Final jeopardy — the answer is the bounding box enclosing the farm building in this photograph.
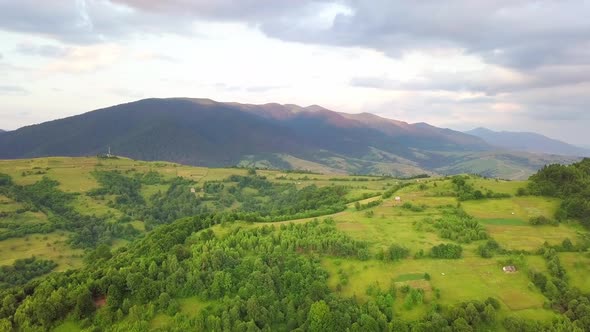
[394,196,402,202]
[503,265,517,273]
[190,188,196,193]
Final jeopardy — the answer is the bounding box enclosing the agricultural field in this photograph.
[0,156,589,331]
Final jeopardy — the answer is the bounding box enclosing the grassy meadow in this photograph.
[0,156,588,329]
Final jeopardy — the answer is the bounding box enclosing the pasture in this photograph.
[0,232,84,271]
[0,157,588,326]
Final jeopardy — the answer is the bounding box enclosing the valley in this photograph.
[0,156,589,331]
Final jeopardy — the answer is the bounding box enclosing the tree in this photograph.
[452,317,473,332]
[73,287,95,319]
[483,304,496,322]
[309,300,332,332]
[0,319,12,332]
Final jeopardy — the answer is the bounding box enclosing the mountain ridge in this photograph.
[466,127,590,157]
[0,98,579,179]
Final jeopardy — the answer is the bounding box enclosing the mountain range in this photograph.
[0,98,580,179]
[465,127,590,157]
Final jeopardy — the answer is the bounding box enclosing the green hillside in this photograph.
[0,157,589,331]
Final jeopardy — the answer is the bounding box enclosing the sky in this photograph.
[0,1,589,145]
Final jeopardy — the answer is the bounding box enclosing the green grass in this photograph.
[323,256,548,313]
[52,321,82,332]
[0,210,49,226]
[336,212,445,254]
[0,195,23,213]
[150,313,173,329]
[468,178,527,195]
[0,232,84,270]
[129,220,146,232]
[479,218,527,226]
[462,196,560,221]
[140,184,170,199]
[179,296,215,316]
[150,296,215,329]
[394,273,426,282]
[559,252,590,292]
[485,223,581,251]
[71,195,122,218]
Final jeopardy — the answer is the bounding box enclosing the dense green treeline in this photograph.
[227,174,349,219]
[418,214,488,244]
[0,216,511,331]
[524,246,590,331]
[430,243,463,259]
[0,257,57,287]
[527,158,590,226]
[90,171,350,227]
[452,176,511,201]
[354,199,382,211]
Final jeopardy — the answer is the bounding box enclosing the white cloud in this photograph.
[0,1,588,144]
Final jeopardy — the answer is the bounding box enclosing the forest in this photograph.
[0,157,589,331]
[527,158,590,226]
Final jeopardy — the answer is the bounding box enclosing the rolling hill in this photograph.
[466,127,590,157]
[3,157,588,330]
[0,98,578,178]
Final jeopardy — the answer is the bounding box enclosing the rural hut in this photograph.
[502,265,517,273]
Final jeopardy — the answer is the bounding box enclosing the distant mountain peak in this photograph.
[2,97,546,178]
[304,104,328,112]
[469,127,495,133]
[465,127,590,157]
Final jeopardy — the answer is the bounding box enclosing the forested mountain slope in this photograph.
[0,98,578,178]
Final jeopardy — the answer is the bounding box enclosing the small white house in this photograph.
[394,196,402,202]
[190,188,196,193]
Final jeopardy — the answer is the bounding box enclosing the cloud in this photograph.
[44,44,123,73]
[0,85,28,95]
[0,0,192,44]
[3,1,587,73]
[135,51,177,62]
[259,1,590,70]
[16,43,70,57]
[0,1,588,142]
[108,87,144,99]
[352,64,590,96]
